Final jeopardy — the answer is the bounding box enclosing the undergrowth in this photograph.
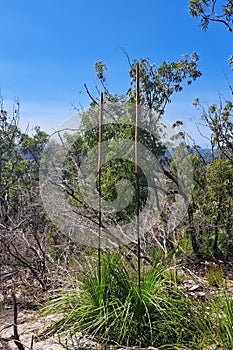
[39,250,226,349]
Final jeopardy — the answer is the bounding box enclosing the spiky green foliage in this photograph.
[216,292,233,348]
[40,251,213,348]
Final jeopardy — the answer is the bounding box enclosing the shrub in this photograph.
[40,250,213,348]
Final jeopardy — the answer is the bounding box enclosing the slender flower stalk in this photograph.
[98,92,104,284]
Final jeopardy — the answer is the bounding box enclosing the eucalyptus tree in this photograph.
[0,105,55,292]
[194,98,233,162]
[0,99,21,226]
[189,0,233,34]
[51,54,202,256]
[190,98,233,259]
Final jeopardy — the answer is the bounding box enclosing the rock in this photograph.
[189,284,202,291]
[33,342,65,350]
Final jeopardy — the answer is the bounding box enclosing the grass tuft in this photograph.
[206,263,225,288]
[40,250,215,348]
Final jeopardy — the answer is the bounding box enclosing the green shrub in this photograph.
[40,250,214,348]
[216,292,233,349]
[206,264,225,288]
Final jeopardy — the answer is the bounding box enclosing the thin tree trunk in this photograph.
[12,292,25,350]
[187,204,201,258]
[213,195,222,258]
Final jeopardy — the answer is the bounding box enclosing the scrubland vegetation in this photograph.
[1,1,233,349]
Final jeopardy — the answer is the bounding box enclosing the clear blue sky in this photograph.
[0,0,232,146]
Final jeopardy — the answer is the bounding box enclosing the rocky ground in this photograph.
[0,307,108,350]
[0,302,160,350]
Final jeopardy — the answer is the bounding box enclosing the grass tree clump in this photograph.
[40,250,214,348]
[212,292,233,349]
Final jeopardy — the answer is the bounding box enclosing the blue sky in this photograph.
[0,0,232,146]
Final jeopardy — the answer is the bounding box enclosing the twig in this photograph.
[84,84,99,105]
[12,291,25,350]
[30,335,34,349]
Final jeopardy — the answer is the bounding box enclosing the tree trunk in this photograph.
[187,204,201,258]
[213,196,222,258]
